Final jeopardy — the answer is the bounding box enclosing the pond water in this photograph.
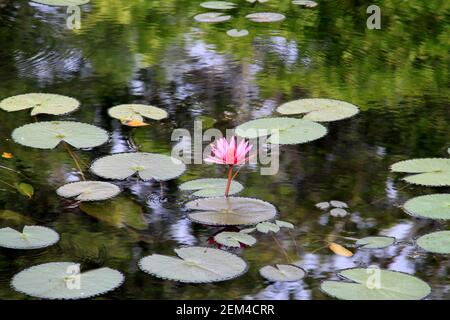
[0,0,448,300]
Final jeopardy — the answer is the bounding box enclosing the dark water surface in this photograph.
[0,0,449,299]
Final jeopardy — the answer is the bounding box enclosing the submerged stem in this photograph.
[271,233,292,263]
[63,142,86,181]
[0,178,16,189]
[224,165,233,197]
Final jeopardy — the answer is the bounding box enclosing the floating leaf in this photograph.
[328,242,353,257]
[12,121,108,149]
[11,262,124,299]
[416,231,450,254]
[256,221,280,233]
[245,12,285,23]
[57,181,120,201]
[194,12,231,22]
[246,0,268,3]
[240,227,256,234]
[235,117,327,145]
[108,104,168,124]
[90,152,186,181]
[292,0,318,7]
[226,29,249,37]
[79,197,147,230]
[259,264,306,282]
[138,247,247,283]
[200,1,236,9]
[356,236,395,249]
[330,208,348,217]
[31,0,90,6]
[214,232,256,247]
[315,202,330,210]
[277,99,359,122]
[321,268,431,300]
[391,158,450,186]
[122,120,149,127]
[275,220,294,229]
[330,200,348,208]
[186,197,277,226]
[179,178,243,197]
[0,93,80,116]
[403,194,450,220]
[15,182,34,199]
[0,226,59,249]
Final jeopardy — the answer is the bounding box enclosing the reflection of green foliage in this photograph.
[0,210,34,227]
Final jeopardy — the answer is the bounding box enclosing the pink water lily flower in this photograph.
[205,137,252,165]
[205,137,253,197]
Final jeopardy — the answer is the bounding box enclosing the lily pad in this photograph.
[403,194,450,220]
[31,0,90,6]
[316,202,330,210]
[200,1,236,9]
[11,262,124,299]
[108,104,168,124]
[0,226,59,249]
[321,268,431,300]
[416,231,450,254]
[194,12,231,23]
[57,181,121,201]
[90,152,186,181]
[0,93,80,116]
[356,236,395,249]
[259,264,306,282]
[245,12,285,23]
[391,158,450,187]
[138,247,248,283]
[226,29,249,37]
[330,208,348,217]
[256,221,280,233]
[214,232,256,247]
[292,0,318,8]
[186,197,277,226]
[277,99,359,122]
[235,117,327,145]
[275,220,294,229]
[330,200,348,208]
[12,121,108,149]
[179,178,243,197]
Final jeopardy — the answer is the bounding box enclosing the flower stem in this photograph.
[63,142,86,181]
[225,165,233,197]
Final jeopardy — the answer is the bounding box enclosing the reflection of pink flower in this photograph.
[205,137,252,165]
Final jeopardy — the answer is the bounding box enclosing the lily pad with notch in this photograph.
[245,12,285,23]
[259,264,306,282]
[138,247,248,283]
[356,236,395,249]
[194,12,231,23]
[214,232,256,248]
[186,197,277,226]
[57,181,121,201]
[0,93,80,116]
[256,221,280,233]
[11,262,124,299]
[12,121,109,149]
[416,231,450,254]
[108,104,168,124]
[0,226,59,249]
[321,268,431,300]
[179,178,243,197]
[90,152,186,181]
[403,194,450,220]
[391,158,450,187]
[200,1,236,9]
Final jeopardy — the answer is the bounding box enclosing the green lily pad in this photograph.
[79,197,147,230]
[0,226,59,249]
[31,0,90,6]
[245,12,285,23]
[292,0,318,8]
[260,264,306,282]
[275,220,294,229]
[226,29,249,37]
[256,221,280,233]
[11,262,124,299]
[0,93,80,116]
[12,121,109,149]
[416,231,450,254]
[108,104,168,123]
[403,194,450,220]
[179,178,243,197]
[235,117,327,145]
[214,232,256,247]
[321,268,431,300]
[138,247,248,283]
[391,158,450,186]
[194,12,231,22]
[356,236,395,249]
[200,1,236,9]
[186,197,277,226]
[56,181,121,201]
[277,99,359,122]
[90,152,186,181]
